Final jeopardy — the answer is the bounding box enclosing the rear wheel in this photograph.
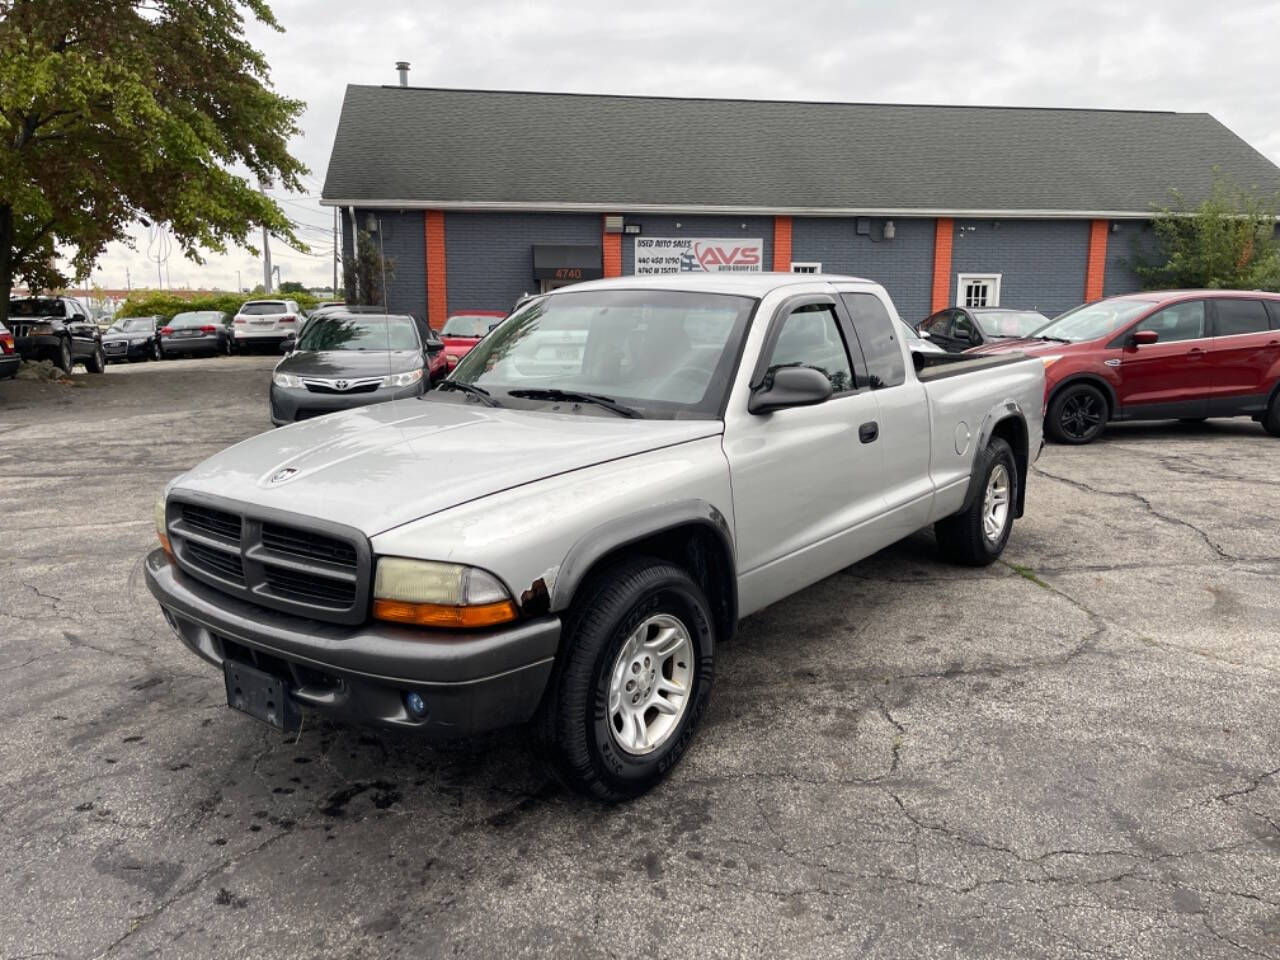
[1046,383,1108,444]
[936,437,1017,566]
[535,557,714,802]
[1263,393,1280,438]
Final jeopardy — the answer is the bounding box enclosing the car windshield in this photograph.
[171,312,221,328]
[442,315,499,337]
[111,317,154,332]
[1032,300,1156,342]
[240,301,287,315]
[971,310,1050,339]
[9,299,61,317]
[296,315,421,352]
[447,290,756,419]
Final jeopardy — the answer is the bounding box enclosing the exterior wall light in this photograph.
[883,220,896,241]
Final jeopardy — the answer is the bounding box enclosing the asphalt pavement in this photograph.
[1,356,1277,959]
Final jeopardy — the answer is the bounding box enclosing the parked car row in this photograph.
[913,291,1280,443]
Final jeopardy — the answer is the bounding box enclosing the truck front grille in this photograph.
[166,496,370,625]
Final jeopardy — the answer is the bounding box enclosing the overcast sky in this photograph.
[84,0,1280,295]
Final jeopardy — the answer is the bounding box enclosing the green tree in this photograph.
[0,0,307,324]
[279,280,307,294]
[1133,173,1280,291]
[342,230,395,306]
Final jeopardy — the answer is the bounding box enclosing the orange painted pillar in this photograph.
[603,215,622,277]
[1084,219,1108,301]
[930,218,954,312]
[425,210,447,329]
[772,216,792,272]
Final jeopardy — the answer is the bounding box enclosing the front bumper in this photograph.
[144,549,559,736]
[103,339,151,360]
[269,381,425,424]
[0,354,18,379]
[14,334,60,361]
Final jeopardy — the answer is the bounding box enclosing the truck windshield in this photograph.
[1033,300,1155,342]
[447,290,756,419]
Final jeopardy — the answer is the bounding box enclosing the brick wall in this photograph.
[791,216,937,323]
[950,218,1091,316]
[444,212,601,313]
[620,215,775,275]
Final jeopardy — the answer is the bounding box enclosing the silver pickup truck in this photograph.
[146,274,1045,801]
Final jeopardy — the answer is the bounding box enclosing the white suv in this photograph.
[231,299,301,352]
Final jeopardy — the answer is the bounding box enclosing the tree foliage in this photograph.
[342,230,395,306]
[0,0,308,323]
[1133,173,1280,291]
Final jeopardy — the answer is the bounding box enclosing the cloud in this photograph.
[84,0,1280,293]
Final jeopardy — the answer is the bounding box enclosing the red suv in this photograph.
[440,310,506,370]
[970,291,1280,444]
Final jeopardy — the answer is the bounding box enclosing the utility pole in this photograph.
[332,206,338,294]
[236,269,241,293]
[125,266,130,294]
[259,179,273,292]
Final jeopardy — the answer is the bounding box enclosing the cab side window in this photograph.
[1214,298,1269,336]
[1135,301,1205,343]
[763,304,854,394]
[841,292,906,389]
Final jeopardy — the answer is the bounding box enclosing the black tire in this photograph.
[1263,393,1280,438]
[1046,383,1108,444]
[151,339,162,361]
[223,336,232,356]
[55,337,73,373]
[85,343,105,374]
[535,557,715,802]
[935,437,1017,567]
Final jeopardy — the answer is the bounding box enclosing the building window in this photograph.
[790,262,822,274]
[957,273,1001,307]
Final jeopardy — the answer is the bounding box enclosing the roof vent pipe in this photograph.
[395,61,410,87]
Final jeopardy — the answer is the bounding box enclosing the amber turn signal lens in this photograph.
[372,598,517,629]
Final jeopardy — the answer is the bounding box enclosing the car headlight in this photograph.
[372,557,516,628]
[130,337,147,345]
[381,368,424,388]
[272,372,303,388]
[155,497,173,559]
[445,353,460,363]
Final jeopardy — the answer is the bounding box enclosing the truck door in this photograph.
[723,295,885,613]
[839,291,934,540]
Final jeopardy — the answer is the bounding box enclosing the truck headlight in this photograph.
[372,557,516,628]
[381,368,424,388]
[273,372,303,388]
[155,497,173,559]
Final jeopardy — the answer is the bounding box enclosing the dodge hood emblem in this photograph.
[269,467,299,484]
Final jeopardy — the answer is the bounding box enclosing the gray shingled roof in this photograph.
[321,86,1280,216]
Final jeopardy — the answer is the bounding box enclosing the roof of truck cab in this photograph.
[551,272,877,298]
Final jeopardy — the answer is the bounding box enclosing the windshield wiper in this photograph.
[1035,335,1071,343]
[433,380,503,407]
[506,388,641,419]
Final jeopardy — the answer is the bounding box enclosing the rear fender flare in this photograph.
[960,402,1030,518]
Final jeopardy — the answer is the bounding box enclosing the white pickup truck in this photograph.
[146,274,1045,801]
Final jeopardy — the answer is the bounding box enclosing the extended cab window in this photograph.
[1134,300,1205,343]
[1214,298,1269,336]
[841,293,905,388]
[763,304,853,393]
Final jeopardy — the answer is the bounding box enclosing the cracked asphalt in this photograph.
[1,356,1278,959]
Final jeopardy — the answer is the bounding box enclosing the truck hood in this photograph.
[170,398,723,536]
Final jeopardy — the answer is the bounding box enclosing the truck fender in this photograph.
[548,499,737,629]
[959,402,1030,519]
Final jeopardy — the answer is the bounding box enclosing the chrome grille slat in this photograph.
[166,497,369,625]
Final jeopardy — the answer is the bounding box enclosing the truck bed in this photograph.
[913,350,1034,382]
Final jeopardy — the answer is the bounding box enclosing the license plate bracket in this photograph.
[223,659,301,732]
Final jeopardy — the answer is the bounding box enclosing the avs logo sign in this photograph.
[635,237,764,275]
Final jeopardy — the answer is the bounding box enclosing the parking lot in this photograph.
[1,356,1277,959]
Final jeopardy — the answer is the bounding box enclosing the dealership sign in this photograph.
[634,237,764,274]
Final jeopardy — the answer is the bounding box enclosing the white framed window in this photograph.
[957,273,1001,307]
[790,262,822,274]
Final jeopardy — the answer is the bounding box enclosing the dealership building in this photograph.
[321,82,1280,328]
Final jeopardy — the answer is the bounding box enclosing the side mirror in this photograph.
[969,329,982,345]
[426,342,444,354]
[1130,330,1159,346]
[748,366,834,415]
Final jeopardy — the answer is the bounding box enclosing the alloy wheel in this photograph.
[607,613,694,756]
[983,463,1011,543]
[1060,391,1103,440]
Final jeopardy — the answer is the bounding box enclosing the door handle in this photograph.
[859,421,879,444]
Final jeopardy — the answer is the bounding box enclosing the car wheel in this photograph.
[935,437,1017,566]
[1262,393,1280,438]
[151,339,162,361]
[1046,383,1108,444]
[535,557,714,802]
[223,336,232,356]
[85,343,106,374]
[55,337,74,373]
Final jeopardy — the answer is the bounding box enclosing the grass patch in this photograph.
[1001,561,1050,589]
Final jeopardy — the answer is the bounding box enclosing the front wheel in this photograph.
[55,337,73,373]
[1046,383,1108,444]
[936,437,1017,566]
[535,557,714,802]
[151,339,162,361]
[85,343,106,374]
[1263,393,1280,438]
